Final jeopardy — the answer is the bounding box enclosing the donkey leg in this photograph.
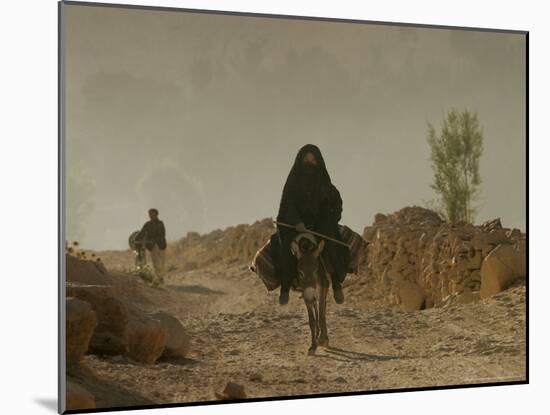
[318,286,329,347]
[314,299,321,337]
[306,303,318,355]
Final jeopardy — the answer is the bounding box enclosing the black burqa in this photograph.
[270,144,350,290]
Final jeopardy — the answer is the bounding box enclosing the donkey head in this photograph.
[291,234,325,300]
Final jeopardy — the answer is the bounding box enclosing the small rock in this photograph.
[149,311,191,358]
[126,306,168,364]
[66,297,97,367]
[249,373,263,382]
[393,280,425,311]
[217,381,247,400]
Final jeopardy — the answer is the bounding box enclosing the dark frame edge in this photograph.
[58,1,67,413]
[524,30,529,385]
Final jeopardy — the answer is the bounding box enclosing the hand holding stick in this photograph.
[273,220,352,249]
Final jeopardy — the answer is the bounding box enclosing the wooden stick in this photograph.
[273,221,352,249]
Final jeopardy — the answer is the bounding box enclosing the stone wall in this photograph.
[361,206,526,310]
[170,218,274,269]
[168,208,525,311]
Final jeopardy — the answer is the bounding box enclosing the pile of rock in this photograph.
[65,254,191,410]
[66,254,191,364]
[362,206,526,311]
[172,218,274,269]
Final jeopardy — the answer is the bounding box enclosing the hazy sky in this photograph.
[63,4,526,250]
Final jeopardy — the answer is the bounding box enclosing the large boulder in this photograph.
[374,213,388,224]
[506,228,523,240]
[126,306,168,364]
[515,239,527,276]
[66,298,97,367]
[480,243,526,299]
[67,283,129,355]
[216,382,247,400]
[392,280,425,311]
[481,218,502,232]
[363,226,377,242]
[66,254,109,285]
[66,381,95,411]
[472,229,511,256]
[149,311,191,358]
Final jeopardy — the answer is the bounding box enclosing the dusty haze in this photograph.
[63,4,526,250]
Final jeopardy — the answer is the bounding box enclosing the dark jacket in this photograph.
[272,144,349,288]
[136,219,167,251]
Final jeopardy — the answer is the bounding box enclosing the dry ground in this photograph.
[76,251,527,408]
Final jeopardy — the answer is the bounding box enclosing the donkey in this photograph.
[128,230,147,270]
[290,233,331,355]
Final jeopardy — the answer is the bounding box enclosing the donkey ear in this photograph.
[291,240,301,258]
[314,239,325,257]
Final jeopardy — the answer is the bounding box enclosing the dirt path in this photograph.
[81,259,526,407]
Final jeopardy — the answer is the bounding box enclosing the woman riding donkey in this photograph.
[271,144,350,305]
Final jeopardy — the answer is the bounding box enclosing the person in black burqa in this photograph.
[270,144,350,305]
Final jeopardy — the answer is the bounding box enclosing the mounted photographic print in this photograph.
[59,1,528,413]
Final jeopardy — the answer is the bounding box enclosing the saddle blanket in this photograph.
[249,224,368,291]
